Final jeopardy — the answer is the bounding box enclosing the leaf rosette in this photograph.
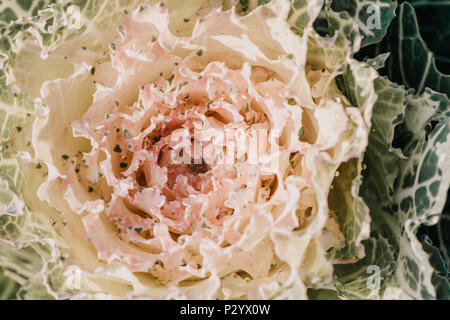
[0,0,447,300]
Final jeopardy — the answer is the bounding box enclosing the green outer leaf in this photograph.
[363,77,407,205]
[307,287,339,299]
[328,159,370,262]
[383,2,450,95]
[306,32,350,71]
[287,0,324,36]
[361,77,450,299]
[408,0,450,74]
[326,76,449,299]
[422,191,450,277]
[0,176,68,299]
[0,0,59,67]
[0,241,53,300]
[326,0,397,49]
[366,52,390,70]
[0,71,34,197]
[420,234,450,300]
[0,267,20,300]
[333,236,396,299]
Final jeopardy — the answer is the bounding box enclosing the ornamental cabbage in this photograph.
[0,0,448,300]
